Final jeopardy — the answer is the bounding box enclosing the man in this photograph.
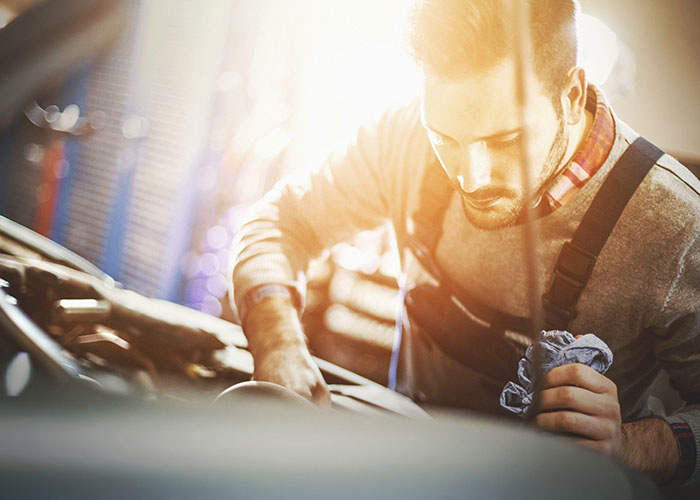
[231,0,700,486]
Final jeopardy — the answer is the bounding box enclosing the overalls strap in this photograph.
[542,136,665,330]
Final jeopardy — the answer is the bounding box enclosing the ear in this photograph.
[560,67,588,126]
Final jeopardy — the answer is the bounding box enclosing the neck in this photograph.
[532,106,594,208]
[564,107,595,166]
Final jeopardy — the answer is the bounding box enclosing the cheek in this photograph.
[495,129,561,186]
[532,118,565,163]
[531,135,557,164]
[490,148,524,184]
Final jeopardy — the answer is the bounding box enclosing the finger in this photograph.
[571,438,615,456]
[572,439,608,454]
[304,361,332,407]
[254,368,315,402]
[541,363,616,394]
[533,386,615,416]
[311,379,332,408]
[534,411,616,441]
[290,370,322,402]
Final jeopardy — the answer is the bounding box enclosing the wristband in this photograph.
[239,283,299,327]
[664,416,696,486]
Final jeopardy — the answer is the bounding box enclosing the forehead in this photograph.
[420,59,551,141]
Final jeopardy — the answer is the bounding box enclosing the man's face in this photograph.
[421,58,569,229]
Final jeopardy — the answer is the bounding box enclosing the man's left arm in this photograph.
[534,234,700,485]
[532,363,681,484]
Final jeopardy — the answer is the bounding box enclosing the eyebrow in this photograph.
[476,128,522,142]
[423,121,522,143]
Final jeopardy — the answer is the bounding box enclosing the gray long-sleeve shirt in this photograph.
[232,100,700,481]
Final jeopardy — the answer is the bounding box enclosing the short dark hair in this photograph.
[405,0,579,97]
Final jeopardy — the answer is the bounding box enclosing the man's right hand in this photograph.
[242,294,331,406]
[252,341,331,405]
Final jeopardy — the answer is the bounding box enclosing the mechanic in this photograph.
[230,0,700,486]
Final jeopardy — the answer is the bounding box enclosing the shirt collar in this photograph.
[543,84,615,211]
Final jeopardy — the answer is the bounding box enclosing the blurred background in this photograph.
[0,0,698,384]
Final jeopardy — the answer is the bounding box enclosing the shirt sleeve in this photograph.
[651,234,700,484]
[230,101,421,318]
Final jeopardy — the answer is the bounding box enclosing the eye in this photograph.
[490,132,521,149]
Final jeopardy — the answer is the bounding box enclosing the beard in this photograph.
[459,117,569,230]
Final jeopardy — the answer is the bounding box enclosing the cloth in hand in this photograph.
[499,330,613,418]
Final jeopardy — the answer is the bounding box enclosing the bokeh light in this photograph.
[578,13,619,86]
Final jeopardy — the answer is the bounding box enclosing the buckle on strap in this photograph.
[541,293,577,327]
[555,241,597,286]
[542,242,596,309]
[541,241,597,329]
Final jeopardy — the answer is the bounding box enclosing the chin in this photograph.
[460,197,521,230]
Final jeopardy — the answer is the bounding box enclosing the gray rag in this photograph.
[499,330,613,418]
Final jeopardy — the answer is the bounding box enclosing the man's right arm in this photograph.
[231,101,424,402]
[243,294,330,405]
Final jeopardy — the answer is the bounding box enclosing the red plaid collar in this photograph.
[543,84,615,210]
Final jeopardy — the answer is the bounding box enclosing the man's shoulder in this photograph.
[615,119,700,219]
[653,153,700,210]
[608,120,700,267]
[373,98,424,140]
[646,151,700,229]
[348,98,428,171]
[367,98,434,193]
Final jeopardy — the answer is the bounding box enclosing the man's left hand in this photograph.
[532,363,624,457]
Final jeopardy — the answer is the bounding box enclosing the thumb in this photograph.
[311,379,332,408]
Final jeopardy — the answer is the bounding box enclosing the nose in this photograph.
[457,141,492,193]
